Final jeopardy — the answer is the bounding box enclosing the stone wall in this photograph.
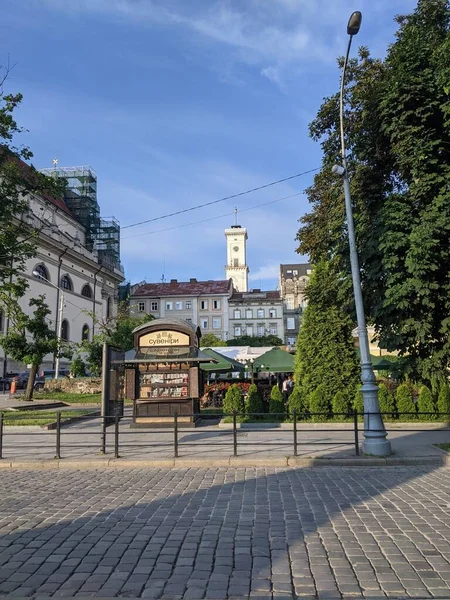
[44,377,102,394]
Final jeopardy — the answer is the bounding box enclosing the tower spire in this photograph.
[234,207,238,227]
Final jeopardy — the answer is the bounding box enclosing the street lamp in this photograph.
[333,11,391,456]
[33,271,65,380]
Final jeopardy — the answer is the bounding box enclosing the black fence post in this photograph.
[0,412,3,459]
[293,409,298,457]
[100,417,106,454]
[114,414,120,459]
[174,412,179,459]
[55,412,61,459]
[233,411,237,457]
[353,409,359,456]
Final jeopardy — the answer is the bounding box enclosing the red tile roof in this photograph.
[132,279,233,298]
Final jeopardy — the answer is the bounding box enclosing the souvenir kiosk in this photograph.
[122,318,215,427]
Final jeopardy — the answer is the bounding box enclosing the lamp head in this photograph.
[332,164,346,176]
[347,11,362,36]
[32,270,40,277]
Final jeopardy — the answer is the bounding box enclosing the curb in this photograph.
[0,454,447,469]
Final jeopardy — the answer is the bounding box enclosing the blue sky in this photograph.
[4,0,415,288]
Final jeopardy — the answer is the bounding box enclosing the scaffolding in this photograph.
[40,165,121,272]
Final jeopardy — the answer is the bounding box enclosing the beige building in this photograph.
[228,290,285,342]
[279,263,312,347]
[225,221,249,292]
[130,279,233,341]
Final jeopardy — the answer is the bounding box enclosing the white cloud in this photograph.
[249,262,280,284]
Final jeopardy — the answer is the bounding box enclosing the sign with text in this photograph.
[139,330,190,348]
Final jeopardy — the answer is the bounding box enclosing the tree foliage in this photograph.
[288,385,307,416]
[245,383,263,417]
[269,385,284,415]
[332,391,351,418]
[309,384,330,422]
[226,335,283,347]
[294,262,360,402]
[223,384,244,414]
[417,385,436,420]
[396,383,416,420]
[296,0,450,384]
[201,333,223,347]
[438,384,450,418]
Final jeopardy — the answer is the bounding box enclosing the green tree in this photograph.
[269,385,284,416]
[309,384,330,422]
[417,385,436,421]
[353,389,364,415]
[295,262,360,402]
[70,356,86,378]
[223,384,244,415]
[226,335,283,347]
[245,383,263,418]
[288,385,307,417]
[332,391,351,419]
[378,383,396,418]
[296,0,450,383]
[201,333,223,347]
[438,384,450,419]
[396,383,416,421]
[0,295,67,400]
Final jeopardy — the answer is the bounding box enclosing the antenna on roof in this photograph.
[52,158,58,177]
[161,254,166,283]
[234,207,238,226]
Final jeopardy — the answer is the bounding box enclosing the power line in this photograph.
[121,168,319,230]
[122,191,304,240]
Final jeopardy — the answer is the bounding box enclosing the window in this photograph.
[287,317,295,330]
[285,297,295,309]
[257,308,264,318]
[234,326,241,337]
[60,275,72,291]
[186,301,192,310]
[175,301,183,310]
[233,309,241,319]
[61,319,70,342]
[269,325,277,335]
[82,324,90,342]
[257,326,265,337]
[213,299,221,310]
[288,337,296,346]
[213,317,221,330]
[269,308,276,318]
[166,301,173,310]
[81,284,92,298]
[201,318,208,330]
[233,258,239,267]
[138,302,145,312]
[33,264,49,281]
[200,300,208,310]
[246,325,253,337]
[151,301,158,312]
[293,270,298,276]
[246,309,252,319]
[106,297,111,319]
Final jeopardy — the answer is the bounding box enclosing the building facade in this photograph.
[224,223,249,292]
[130,279,233,341]
[0,163,124,376]
[228,290,285,342]
[279,263,312,347]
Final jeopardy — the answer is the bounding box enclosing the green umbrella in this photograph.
[372,357,396,371]
[200,348,245,373]
[253,348,294,373]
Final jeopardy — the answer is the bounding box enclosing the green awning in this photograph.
[200,348,245,373]
[372,357,396,371]
[253,348,294,373]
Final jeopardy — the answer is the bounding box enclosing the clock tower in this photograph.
[225,210,249,292]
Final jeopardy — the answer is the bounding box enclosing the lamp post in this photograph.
[332,11,391,456]
[33,271,65,380]
[243,358,255,383]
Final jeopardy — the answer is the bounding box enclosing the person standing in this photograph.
[282,376,290,405]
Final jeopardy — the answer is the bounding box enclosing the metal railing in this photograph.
[0,410,449,461]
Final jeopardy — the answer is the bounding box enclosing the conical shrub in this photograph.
[309,384,330,422]
[438,384,450,421]
[245,384,263,419]
[269,385,285,417]
[417,385,436,421]
[396,383,416,421]
[223,384,244,415]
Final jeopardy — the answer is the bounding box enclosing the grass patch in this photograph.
[33,392,101,403]
[3,410,95,427]
[435,443,450,453]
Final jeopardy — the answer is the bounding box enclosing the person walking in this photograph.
[282,376,290,405]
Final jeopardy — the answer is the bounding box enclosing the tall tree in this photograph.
[296,0,450,384]
[295,262,360,403]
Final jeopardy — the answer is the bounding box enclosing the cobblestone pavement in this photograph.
[1,467,450,599]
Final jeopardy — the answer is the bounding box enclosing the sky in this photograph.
[3,0,416,289]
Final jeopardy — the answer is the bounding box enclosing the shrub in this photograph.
[417,385,436,421]
[353,389,364,416]
[396,383,416,420]
[438,384,450,420]
[332,391,350,419]
[288,385,307,418]
[269,385,285,416]
[378,383,396,419]
[70,356,86,378]
[245,384,263,418]
[309,384,330,422]
[223,384,244,415]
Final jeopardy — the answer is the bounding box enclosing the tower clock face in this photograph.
[233,246,239,252]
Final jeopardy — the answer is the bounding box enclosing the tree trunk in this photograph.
[24,363,38,401]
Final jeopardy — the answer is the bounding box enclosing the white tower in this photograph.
[225,209,249,292]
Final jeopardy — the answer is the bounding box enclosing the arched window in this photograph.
[60,275,72,291]
[81,284,92,299]
[106,296,111,319]
[82,324,90,342]
[33,264,49,281]
[61,319,70,342]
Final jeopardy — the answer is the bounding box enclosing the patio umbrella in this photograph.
[253,347,294,373]
[200,348,245,373]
